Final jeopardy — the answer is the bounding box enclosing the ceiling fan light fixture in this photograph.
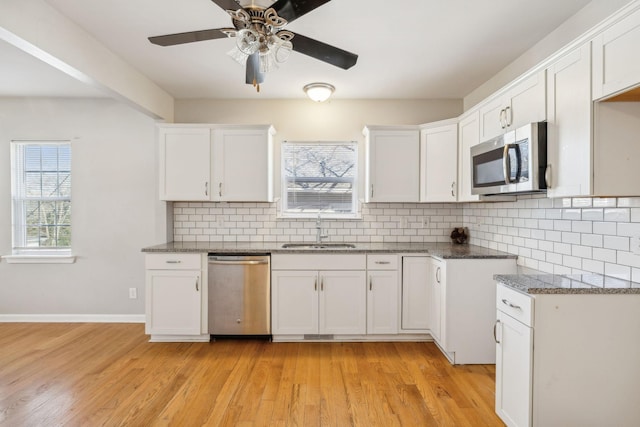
[304,83,335,102]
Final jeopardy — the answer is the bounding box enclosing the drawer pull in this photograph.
[501,298,521,310]
[195,277,199,291]
[374,261,390,265]
[494,319,501,344]
[165,260,182,264]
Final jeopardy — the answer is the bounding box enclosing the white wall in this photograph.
[0,98,162,318]
[464,0,633,109]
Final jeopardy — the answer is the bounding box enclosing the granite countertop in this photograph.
[142,241,517,259]
[495,273,640,295]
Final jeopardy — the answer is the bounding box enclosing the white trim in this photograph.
[0,314,145,323]
[2,254,76,264]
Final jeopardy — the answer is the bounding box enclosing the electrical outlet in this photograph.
[422,217,430,228]
[216,216,224,228]
[631,235,640,255]
[400,217,409,228]
[129,288,137,299]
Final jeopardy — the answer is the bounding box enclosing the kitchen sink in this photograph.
[281,243,357,249]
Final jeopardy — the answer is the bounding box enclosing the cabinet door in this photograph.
[271,270,319,335]
[367,270,399,334]
[507,70,547,131]
[428,259,443,342]
[546,43,592,198]
[212,127,273,202]
[401,256,430,330]
[319,271,366,335]
[145,270,202,335]
[479,96,507,141]
[479,70,546,141]
[495,311,533,427]
[159,127,211,201]
[420,124,458,202]
[365,128,420,202]
[593,7,640,100]
[457,110,481,202]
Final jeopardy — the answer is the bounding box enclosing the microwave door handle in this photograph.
[503,145,511,184]
[515,145,522,181]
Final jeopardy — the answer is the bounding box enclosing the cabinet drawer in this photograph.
[367,254,398,270]
[497,283,534,327]
[146,253,202,270]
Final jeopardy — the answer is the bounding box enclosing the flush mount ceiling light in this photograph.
[148,0,358,92]
[304,83,335,102]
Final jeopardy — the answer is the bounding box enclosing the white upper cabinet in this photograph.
[212,125,274,202]
[457,110,481,202]
[158,124,274,202]
[420,119,458,202]
[159,127,211,201]
[546,43,593,198]
[364,126,420,203]
[479,70,547,141]
[593,7,640,100]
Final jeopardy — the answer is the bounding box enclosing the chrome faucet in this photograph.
[316,214,329,243]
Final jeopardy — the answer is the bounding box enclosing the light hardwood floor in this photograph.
[0,323,504,426]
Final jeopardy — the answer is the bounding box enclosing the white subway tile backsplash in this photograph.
[175,196,640,280]
[604,208,630,222]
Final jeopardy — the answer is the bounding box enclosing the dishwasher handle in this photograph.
[208,259,269,265]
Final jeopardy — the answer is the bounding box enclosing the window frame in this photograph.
[280,141,360,219]
[9,140,73,259]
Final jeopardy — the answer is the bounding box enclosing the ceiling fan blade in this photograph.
[210,0,243,12]
[149,29,229,46]
[290,32,358,70]
[246,52,265,85]
[271,0,332,23]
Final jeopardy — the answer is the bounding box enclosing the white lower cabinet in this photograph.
[430,257,517,364]
[271,254,367,338]
[495,283,640,427]
[495,308,533,427]
[401,256,430,331]
[367,254,399,334]
[145,253,208,342]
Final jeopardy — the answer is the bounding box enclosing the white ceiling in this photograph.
[2,0,594,100]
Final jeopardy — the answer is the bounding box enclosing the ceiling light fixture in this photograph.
[304,83,335,102]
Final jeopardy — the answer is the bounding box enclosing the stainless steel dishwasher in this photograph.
[208,254,270,336]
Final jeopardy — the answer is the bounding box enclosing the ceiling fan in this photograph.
[148,0,358,91]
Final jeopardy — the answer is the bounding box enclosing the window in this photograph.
[10,142,72,255]
[281,141,358,218]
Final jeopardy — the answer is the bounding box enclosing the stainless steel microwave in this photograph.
[470,122,547,196]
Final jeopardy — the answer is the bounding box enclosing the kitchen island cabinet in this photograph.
[495,275,640,427]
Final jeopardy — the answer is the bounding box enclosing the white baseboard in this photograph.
[0,314,145,323]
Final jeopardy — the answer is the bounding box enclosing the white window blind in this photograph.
[11,142,71,253]
[281,141,358,217]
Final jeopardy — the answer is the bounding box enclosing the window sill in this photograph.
[2,254,76,264]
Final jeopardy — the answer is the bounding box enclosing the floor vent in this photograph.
[303,334,334,340]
